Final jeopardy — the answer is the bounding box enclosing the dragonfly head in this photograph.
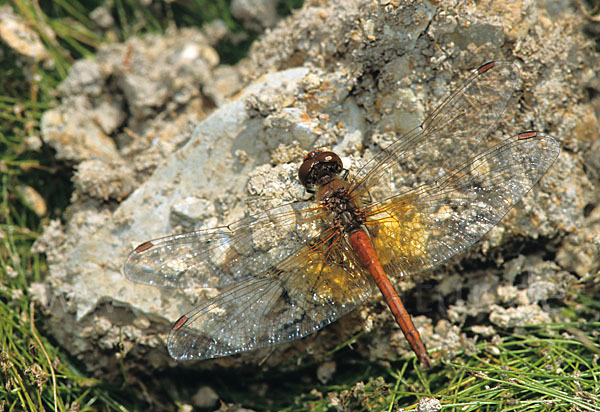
[298,150,344,191]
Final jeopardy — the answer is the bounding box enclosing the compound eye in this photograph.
[317,151,342,167]
[298,151,320,188]
[298,150,343,188]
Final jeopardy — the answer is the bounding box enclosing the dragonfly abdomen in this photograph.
[348,229,432,368]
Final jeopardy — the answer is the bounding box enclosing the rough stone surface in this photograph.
[417,397,442,412]
[33,0,600,379]
[0,5,51,64]
[40,28,220,164]
[231,0,279,32]
[191,385,220,409]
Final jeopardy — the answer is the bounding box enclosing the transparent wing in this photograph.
[167,227,375,360]
[363,132,560,277]
[350,61,520,201]
[123,201,328,288]
[124,61,518,290]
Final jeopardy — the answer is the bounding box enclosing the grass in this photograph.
[274,322,600,411]
[1,0,599,411]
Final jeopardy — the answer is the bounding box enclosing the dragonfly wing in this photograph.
[350,61,520,202]
[363,132,559,276]
[123,201,326,288]
[167,228,375,360]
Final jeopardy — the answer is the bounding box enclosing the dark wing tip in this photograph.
[134,241,154,253]
[477,61,495,74]
[172,315,189,331]
[517,131,538,140]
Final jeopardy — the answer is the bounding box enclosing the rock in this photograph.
[556,205,600,278]
[417,397,442,412]
[40,28,221,164]
[231,0,278,32]
[192,386,219,409]
[34,0,599,378]
[73,159,136,202]
[489,304,552,328]
[316,361,337,384]
[0,5,50,64]
[17,185,47,217]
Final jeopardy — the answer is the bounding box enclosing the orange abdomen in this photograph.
[349,229,432,368]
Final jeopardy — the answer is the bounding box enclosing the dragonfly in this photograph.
[123,61,560,368]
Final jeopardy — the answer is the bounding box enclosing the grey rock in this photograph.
[191,385,219,409]
[417,397,442,412]
[0,5,50,63]
[34,0,600,377]
[231,0,278,32]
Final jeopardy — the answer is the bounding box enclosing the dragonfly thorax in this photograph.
[318,178,366,234]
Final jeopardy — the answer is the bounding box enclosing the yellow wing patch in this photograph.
[364,196,430,268]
